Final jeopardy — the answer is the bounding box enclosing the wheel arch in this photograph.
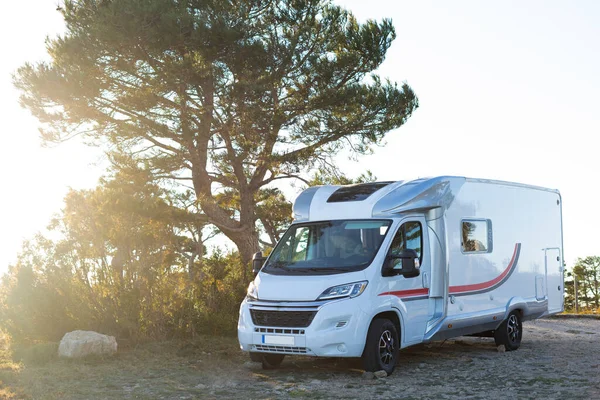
[374,310,401,333]
[504,295,549,321]
[365,309,403,348]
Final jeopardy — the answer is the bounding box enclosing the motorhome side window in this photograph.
[461,219,493,253]
[389,222,422,260]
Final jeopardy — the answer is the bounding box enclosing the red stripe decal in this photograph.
[449,243,520,294]
[378,288,429,298]
[378,243,521,298]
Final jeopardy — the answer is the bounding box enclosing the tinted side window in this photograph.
[389,221,423,260]
[461,219,493,253]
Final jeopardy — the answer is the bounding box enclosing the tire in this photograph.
[249,352,263,362]
[261,353,285,369]
[494,311,522,351]
[362,318,399,375]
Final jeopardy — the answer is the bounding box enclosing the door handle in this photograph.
[422,271,429,289]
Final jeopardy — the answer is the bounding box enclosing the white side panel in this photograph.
[445,181,563,317]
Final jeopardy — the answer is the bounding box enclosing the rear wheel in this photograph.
[494,311,522,350]
[261,353,285,369]
[362,318,399,375]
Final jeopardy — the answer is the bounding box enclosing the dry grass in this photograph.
[2,319,600,399]
[563,306,599,315]
[0,333,245,400]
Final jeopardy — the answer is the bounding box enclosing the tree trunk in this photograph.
[227,227,261,283]
[190,155,261,282]
[594,274,599,309]
[192,190,261,281]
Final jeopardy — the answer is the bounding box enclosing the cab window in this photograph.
[389,221,423,260]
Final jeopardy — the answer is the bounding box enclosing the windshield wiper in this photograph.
[266,261,292,271]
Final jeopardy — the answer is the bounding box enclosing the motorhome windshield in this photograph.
[262,220,391,275]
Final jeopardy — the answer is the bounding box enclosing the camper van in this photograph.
[237,176,564,374]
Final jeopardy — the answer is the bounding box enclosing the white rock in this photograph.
[58,330,117,358]
[362,371,375,380]
[497,344,506,353]
[374,370,388,378]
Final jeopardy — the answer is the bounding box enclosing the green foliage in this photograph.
[565,256,600,311]
[306,168,377,186]
[0,170,247,343]
[193,250,249,335]
[15,0,418,265]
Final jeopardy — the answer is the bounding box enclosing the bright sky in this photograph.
[0,2,105,274]
[1,0,599,274]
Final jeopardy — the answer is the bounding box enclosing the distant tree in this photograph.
[572,256,600,309]
[15,0,418,267]
[564,269,575,310]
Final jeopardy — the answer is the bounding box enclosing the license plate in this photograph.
[262,335,294,345]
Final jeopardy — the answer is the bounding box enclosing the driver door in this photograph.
[385,217,432,344]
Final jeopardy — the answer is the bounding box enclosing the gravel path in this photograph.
[202,318,600,399]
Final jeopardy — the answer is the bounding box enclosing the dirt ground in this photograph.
[1,318,599,399]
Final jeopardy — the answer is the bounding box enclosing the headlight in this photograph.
[246,281,258,301]
[317,281,368,300]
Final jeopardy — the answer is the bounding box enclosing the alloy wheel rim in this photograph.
[507,314,520,343]
[379,330,395,366]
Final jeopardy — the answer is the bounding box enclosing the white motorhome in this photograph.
[238,177,564,374]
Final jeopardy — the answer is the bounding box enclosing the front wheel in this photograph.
[494,311,522,351]
[362,318,399,375]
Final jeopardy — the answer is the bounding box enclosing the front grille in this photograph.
[250,309,317,328]
[255,327,305,335]
[254,345,307,354]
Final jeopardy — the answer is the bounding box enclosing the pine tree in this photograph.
[15,0,418,267]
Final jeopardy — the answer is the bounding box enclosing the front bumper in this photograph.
[238,296,370,358]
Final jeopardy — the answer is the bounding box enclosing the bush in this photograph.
[0,246,250,343]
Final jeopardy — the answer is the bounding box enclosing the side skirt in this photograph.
[423,296,547,343]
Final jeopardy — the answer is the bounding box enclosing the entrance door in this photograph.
[545,248,564,313]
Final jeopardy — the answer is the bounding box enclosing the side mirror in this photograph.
[252,251,266,277]
[385,249,420,278]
